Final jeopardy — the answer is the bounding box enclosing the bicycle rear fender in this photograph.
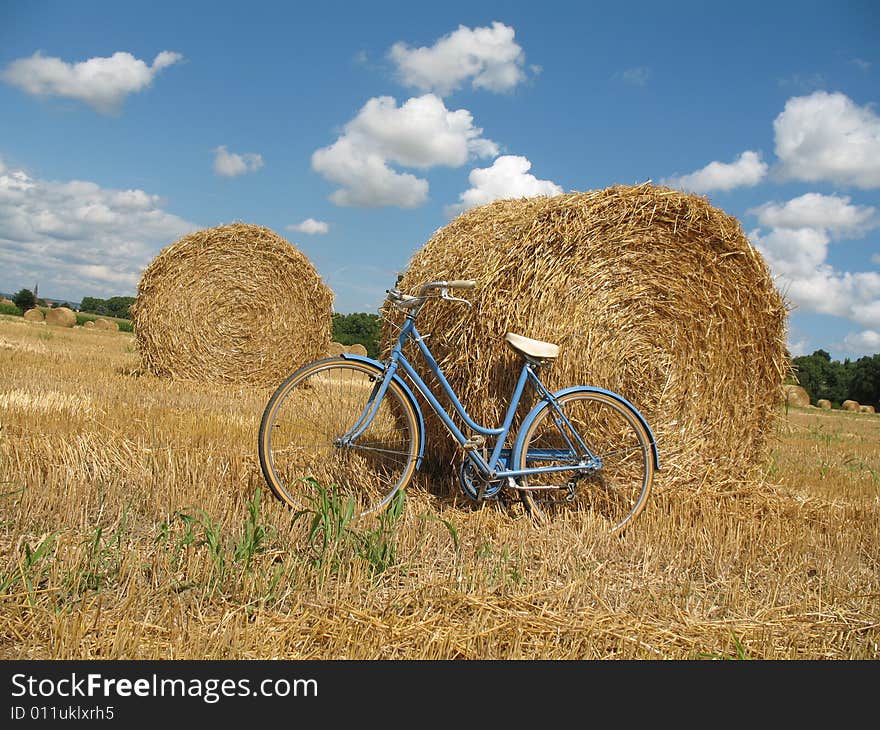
[511,385,660,470]
[340,353,425,470]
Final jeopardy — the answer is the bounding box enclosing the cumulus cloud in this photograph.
[312,94,498,208]
[749,193,880,336]
[662,150,768,194]
[614,67,651,85]
[843,329,880,355]
[0,163,198,299]
[2,50,183,114]
[389,22,527,96]
[287,218,329,234]
[213,146,264,177]
[773,91,880,188]
[445,155,563,217]
[749,193,877,236]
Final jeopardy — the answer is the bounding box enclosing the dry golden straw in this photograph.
[860,405,875,414]
[132,223,333,386]
[83,320,96,329]
[23,309,44,322]
[842,400,860,412]
[384,183,789,493]
[327,341,346,356]
[817,399,832,409]
[94,317,119,332]
[45,307,76,328]
[346,343,368,356]
[784,384,810,407]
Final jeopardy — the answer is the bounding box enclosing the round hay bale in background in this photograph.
[346,343,368,356]
[784,384,811,407]
[327,341,346,356]
[45,307,76,328]
[83,320,96,329]
[384,183,788,492]
[0,297,14,306]
[859,405,875,414]
[817,399,832,409]
[94,317,119,332]
[23,308,44,322]
[842,400,860,412]
[131,223,333,386]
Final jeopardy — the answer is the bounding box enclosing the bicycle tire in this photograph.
[515,389,654,535]
[258,358,421,517]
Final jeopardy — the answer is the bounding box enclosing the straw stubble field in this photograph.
[0,315,878,659]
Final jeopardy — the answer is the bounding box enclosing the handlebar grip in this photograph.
[447,280,477,290]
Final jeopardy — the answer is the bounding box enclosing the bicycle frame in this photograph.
[344,313,597,483]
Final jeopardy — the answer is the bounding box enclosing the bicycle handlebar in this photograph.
[385,279,477,312]
[416,279,476,296]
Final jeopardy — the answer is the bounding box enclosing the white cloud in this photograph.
[842,329,880,355]
[287,218,329,235]
[662,150,768,193]
[750,216,880,331]
[312,94,497,208]
[2,50,183,114]
[774,91,880,188]
[0,163,198,299]
[213,146,264,177]
[615,67,651,85]
[445,155,563,217]
[749,194,878,237]
[389,22,527,96]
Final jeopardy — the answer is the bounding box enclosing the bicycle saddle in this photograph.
[505,332,559,360]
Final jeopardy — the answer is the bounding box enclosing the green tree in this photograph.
[105,296,135,318]
[332,312,381,358]
[79,297,108,315]
[12,288,36,312]
[849,354,880,407]
[791,350,851,405]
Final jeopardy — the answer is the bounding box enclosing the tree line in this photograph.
[791,350,880,407]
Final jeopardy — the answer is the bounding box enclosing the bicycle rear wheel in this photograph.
[258,359,420,517]
[515,390,654,535]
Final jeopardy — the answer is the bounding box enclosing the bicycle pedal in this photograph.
[462,435,485,451]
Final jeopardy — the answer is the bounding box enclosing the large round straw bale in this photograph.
[94,317,119,332]
[132,223,333,385]
[45,306,76,328]
[384,183,788,492]
[23,308,44,322]
[842,400,860,412]
[784,384,811,407]
[859,405,875,414]
[346,343,368,356]
[817,399,832,409]
[327,341,346,356]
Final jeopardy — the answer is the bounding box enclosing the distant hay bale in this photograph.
[132,223,333,386]
[817,399,832,409]
[83,320,96,329]
[45,307,76,328]
[346,343,368,356]
[842,400,860,412]
[784,384,811,407]
[0,298,14,306]
[23,308,44,322]
[94,317,119,332]
[327,341,346,356]
[383,183,789,492]
[860,405,875,414]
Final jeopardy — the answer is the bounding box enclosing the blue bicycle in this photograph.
[258,280,659,534]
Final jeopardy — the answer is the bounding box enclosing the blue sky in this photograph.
[1,0,878,359]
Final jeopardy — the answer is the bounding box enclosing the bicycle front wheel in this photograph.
[516,390,654,535]
[258,359,420,517]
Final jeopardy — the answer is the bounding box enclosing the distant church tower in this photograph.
[34,282,38,299]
